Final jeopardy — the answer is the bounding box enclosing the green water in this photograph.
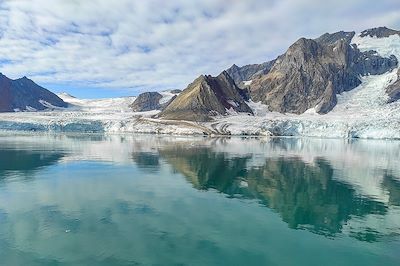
[0,134,399,265]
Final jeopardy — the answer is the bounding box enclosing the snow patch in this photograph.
[227,100,239,108]
[352,33,400,59]
[243,80,252,86]
[247,100,269,117]
[159,91,178,105]
[25,106,37,112]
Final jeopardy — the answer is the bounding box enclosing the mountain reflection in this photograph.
[0,148,64,178]
[157,142,400,242]
[382,174,400,207]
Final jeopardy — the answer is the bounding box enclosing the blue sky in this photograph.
[0,0,399,98]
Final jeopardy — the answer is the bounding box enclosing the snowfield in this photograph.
[1,33,400,139]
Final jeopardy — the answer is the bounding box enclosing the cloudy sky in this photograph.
[0,0,399,98]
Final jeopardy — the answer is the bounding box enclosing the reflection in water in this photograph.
[131,152,160,172]
[383,174,400,207]
[0,133,399,265]
[0,148,64,179]
[157,144,397,241]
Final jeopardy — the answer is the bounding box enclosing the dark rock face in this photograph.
[352,51,398,76]
[158,71,253,121]
[360,27,400,38]
[130,92,163,112]
[249,36,356,113]
[247,31,398,114]
[0,74,67,112]
[226,60,275,88]
[387,69,400,103]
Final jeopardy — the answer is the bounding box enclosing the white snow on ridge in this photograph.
[351,33,400,59]
[243,80,252,86]
[57,93,137,113]
[25,106,37,112]
[159,90,179,105]
[247,100,269,117]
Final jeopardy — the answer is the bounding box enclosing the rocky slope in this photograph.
[0,73,67,112]
[233,29,398,114]
[158,71,253,121]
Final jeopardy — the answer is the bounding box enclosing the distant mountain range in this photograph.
[1,26,399,124]
[135,26,400,121]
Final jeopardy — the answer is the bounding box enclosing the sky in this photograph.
[0,0,399,98]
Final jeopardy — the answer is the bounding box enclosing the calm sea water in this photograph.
[0,133,399,265]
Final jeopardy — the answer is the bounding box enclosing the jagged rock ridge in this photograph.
[226,60,275,88]
[360,27,400,38]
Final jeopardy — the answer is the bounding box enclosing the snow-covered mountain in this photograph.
[0,27,400,139]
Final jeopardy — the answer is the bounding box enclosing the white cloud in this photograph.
[0,0,399,93]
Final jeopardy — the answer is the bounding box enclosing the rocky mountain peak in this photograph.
[0,72,10,80]
[360,27,400,38]
[284,38,321,63]
[130,92,163,112]
[315,31,355,45]
[215,70,235,83]
[246,28,399,114]
[0,73,67,112]
[158,72,252,121]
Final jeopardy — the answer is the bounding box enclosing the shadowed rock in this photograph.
[387,69,400,103]
[130,92,163,112]
[130,91,180,112]
[226,60,275,88]
[0,73,67,112]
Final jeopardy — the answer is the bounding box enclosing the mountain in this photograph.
[158,71,253,121]
[229,29,398,114]
[130,92,163,112]
[158,26,399,122]
[130,91,179,112]
[0,73,67,112]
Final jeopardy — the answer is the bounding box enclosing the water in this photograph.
[0,133,399,265]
